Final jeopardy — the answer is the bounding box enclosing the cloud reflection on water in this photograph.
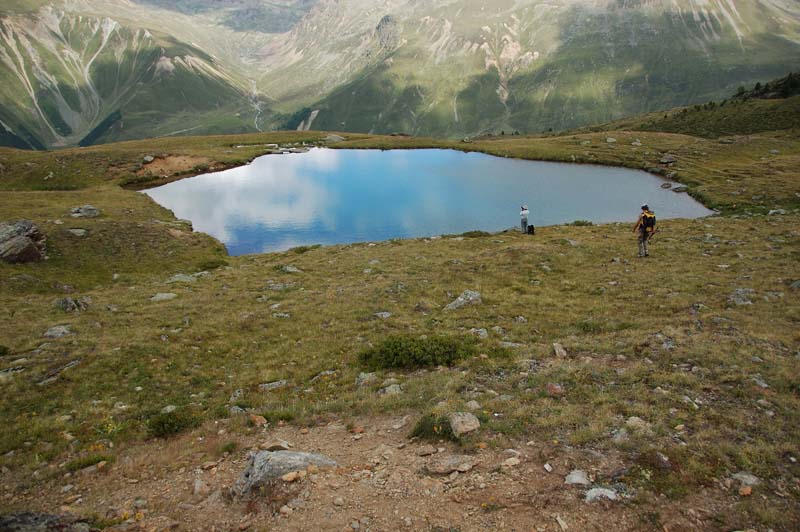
[144,148,713,255]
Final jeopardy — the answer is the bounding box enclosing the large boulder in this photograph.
[231,451,337,498]
[0,221,46,263]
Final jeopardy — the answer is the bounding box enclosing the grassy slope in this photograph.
[0,128,798,529]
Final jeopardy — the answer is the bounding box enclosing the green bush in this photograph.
[290,244,321,254]
[410,413,457,442]
[358,335,474,370]
[459,230,491,238]
[197,259,227,271]
[147,409,201,438]
[568,220,593,226]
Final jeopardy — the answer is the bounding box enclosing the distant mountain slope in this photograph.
[1,0,800,148]
[0,6,265,148]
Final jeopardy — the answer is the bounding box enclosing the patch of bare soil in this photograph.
[138,156,214,178]
[1,415,747,532]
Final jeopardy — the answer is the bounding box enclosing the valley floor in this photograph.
[0,131,798,531]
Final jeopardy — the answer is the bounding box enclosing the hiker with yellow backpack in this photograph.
[633,204,657,257]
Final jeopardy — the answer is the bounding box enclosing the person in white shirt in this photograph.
[520,205,530,233]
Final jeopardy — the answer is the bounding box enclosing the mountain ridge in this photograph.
[2,0,800,148]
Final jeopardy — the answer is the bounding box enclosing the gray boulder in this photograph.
[43,325,71,339]
[66,228,87,237]
[448,412,480,436]
[231,451,337,498]
[425,454,477,475]
[445,290,482,310]
[55,297,91,312]
[585,487,619,502]
[0,221,46,263]
[70,205,100,218]
[660,154,677,165]
[150,293,177,302]
[0,513,92,532]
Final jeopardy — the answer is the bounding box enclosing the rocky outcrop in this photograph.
[0,221,46,263]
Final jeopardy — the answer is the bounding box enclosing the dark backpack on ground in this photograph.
[526,224,535,235]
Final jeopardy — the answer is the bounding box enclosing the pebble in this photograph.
[502,457,521,467]
[416,445,437,457]
[150,293,177,302]
[544,463,553,473]
[333,497,345,507]
[585,487,618,502]
[552,343,568,358]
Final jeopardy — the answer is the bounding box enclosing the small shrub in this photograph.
[568,220,593,226]
[262,409,296,424]
[147,409,201,438]
[65,454,112,472]
[197,259,227,271]
[459,230,491,238]
[410,414,457,442]
[0,345,8,357]
[219,441,238,454]
[290,244,321,254]
[358,335,474,370]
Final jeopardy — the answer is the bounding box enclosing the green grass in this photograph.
[0,128,798,527]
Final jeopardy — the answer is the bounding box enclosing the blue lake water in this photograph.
[143,148,713,255]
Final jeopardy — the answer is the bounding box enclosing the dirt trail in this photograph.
[2,415,723,531]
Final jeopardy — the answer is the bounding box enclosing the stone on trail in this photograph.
[0,220,47,264]
[150,293,177,302]
[143,155,155,163]
[425,454,476,475]
[70,205,100,218]
[43,325,71,339]
[231,451,337,498]
[448,412,480,436]
[465,400,481,411]
[444,290,481,310]
[416,445,437,457]
[565,469,590,486]
[585,487,619,502]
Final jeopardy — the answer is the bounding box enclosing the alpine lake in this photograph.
[144,148,714,255]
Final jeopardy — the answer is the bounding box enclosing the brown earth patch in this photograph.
[139,155,215,178]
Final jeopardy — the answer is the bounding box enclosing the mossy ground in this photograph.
[0,129,798,529]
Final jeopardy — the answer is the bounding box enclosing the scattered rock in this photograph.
[260,440,291,452]
[626,416,652,434]
[660,154,677,165]
[445,290,482,310]
[425,454,476,475]
[70,205,100,218]
[514,315,527,323]
[416,445,437,457]
[379,384,403,396]
[249,414,267,427]
[333,496,345,507]
[231,451,337,498]
[356,372,377,386]
[150,293,177,302]
[672,186,689,193]
[193,479,210,497]
[544,463,553,473]
[143,155,155,163]
[0,220,47,263]
[465,400,481,411]
[259,380,288,392]
[55,297,91,312]
[281,265,303,274]
[546,383,565,397]
[374,312,392,319]
[605,137,617,144]
[739,486,752,496]
[0,513,93,531]
[469,328,488,339]
[732,472,761,487]
[166,274,196,284]
[729,288,754,306]
[585,488,618,502]
[323,134,345,143]
[552,343,568,358]
[768,209,786,216]
[502,457,521,467]
[66,229,87,237]
[448,412,480,436]
[661,183,672,189]
[565,470,590,486]
[161,405,177,414]
[43,325,72,339]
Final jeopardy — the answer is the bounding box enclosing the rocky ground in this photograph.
[0,413,770,531]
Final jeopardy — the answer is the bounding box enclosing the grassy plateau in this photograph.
[0,121,798,530]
